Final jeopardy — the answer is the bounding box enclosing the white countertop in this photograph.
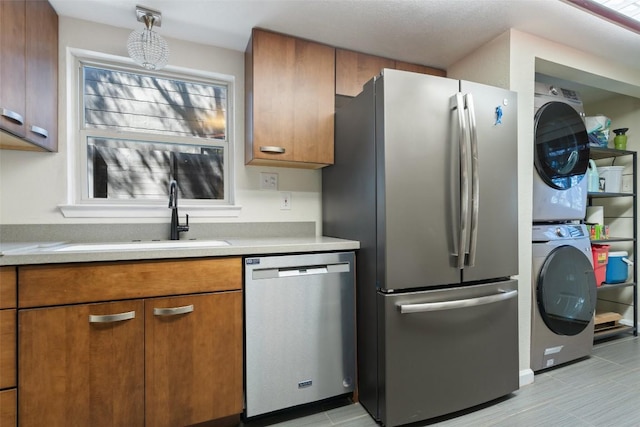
[0,236,360,266]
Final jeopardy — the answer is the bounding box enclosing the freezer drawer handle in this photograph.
[89,311,136,323]
[153,304,194,316]
[397,289,517,314]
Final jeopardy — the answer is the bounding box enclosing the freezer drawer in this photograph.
[244,252,356,418]
[378,280,519,427]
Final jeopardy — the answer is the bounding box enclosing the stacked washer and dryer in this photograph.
[531,82,598,372]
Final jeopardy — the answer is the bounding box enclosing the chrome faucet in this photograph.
[168,179,189,240]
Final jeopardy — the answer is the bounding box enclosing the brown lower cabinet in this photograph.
[17,258,243,427]
[0,390,17,426]
[0,266,17,427]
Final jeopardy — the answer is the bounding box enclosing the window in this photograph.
[61,51,238,218]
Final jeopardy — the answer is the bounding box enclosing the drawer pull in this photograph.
[153,304,194,316]
[398,289,518,314]
[1,108,24,125]
[30,125,49,138]
[89,311,136,323]
[259,146,286,154]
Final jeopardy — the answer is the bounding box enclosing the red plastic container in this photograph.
[591,244,610,287]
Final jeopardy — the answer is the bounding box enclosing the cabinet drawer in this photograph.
[19,257,242,307]
[0,389,17,427]
[0,267,17,309]
[0,310,16,389]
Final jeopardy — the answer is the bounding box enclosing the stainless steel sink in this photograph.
[51,240,230,252]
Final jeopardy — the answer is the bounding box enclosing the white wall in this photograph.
[448,29,640,378]
[0,17,323,232]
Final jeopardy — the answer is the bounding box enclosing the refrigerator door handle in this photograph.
[397,289,517,314]
[450,92,468,269]
[465,93,479,267]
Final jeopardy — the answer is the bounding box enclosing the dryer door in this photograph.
[534,102,589,190]
[537,245,597,336]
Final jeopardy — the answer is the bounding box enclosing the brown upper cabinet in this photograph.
[336,49,446,97]
[245,28,335,169]
[336,50,395,97]
[0,0,58,152]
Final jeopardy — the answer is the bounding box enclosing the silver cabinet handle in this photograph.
[260,146,286,154]
[465,93,479,267]
[1,108,24,125]
[153,304,194,316]
[30,125,49,138]
[89,311,136,323]
[397,289,517,314]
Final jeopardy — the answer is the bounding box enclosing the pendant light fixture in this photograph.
[127,5,169,70]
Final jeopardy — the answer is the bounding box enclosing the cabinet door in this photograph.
[0,390,16,427]
[24,0,57,151]
[145,292,243,427]
[0,0,26,139]
[247,29,335,167]
[0,310,16,390]
[0,267,17,391]
[19,301,144,427]
[335,49,395,97]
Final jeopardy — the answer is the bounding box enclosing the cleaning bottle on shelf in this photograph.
[613,128,629,150]
[587,159,600,192]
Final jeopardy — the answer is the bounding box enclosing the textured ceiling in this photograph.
[49,0,640,100]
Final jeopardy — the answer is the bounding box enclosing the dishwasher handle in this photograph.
[251,262,351,280]
[397,289,517,314]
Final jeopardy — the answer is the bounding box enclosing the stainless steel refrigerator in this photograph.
[322,69,519,427]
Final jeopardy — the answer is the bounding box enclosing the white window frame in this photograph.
[59,48,241,218]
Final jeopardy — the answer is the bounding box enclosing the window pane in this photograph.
[88,137,224,200]
[83,66,227,139]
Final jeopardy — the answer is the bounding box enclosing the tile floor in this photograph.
[243,335,639,427]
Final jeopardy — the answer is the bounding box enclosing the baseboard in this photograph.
[519,368,534,387]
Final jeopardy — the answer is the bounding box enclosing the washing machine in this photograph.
[531,223,597,372]
[533,82,590,222]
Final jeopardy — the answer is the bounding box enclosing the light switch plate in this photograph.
[260,172,278,190]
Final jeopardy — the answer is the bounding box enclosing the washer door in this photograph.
[537,245,597,336]
[534,102,589,190]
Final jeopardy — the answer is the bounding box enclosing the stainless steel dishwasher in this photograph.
[244,252,356,417]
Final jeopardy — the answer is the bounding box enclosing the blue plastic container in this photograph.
[605,251,631,284]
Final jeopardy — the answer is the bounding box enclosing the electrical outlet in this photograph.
[280,192,291,210]
[260,172,278,190]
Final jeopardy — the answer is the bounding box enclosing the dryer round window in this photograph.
[534,102,589,190]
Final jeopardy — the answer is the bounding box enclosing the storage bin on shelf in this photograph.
[605,251,633,284]
[591,244,610,287]
[586,115,611,147]
[598,166,624,193]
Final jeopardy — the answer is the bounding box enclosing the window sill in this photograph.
[58,203,242,218]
